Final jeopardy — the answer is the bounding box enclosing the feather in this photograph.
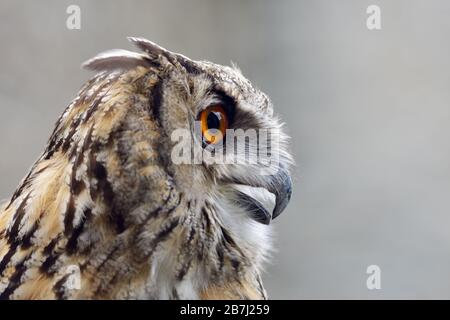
[127,36,198,72]
[82,49,151,71]
[127,36,171,58]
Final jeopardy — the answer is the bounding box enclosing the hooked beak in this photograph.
[268,168,292,220]
[232,167,292,225]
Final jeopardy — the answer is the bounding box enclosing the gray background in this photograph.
[1,0,449,299]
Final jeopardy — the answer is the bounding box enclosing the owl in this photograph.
[0,37,292,299]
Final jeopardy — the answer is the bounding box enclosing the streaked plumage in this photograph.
[0,37,292,299]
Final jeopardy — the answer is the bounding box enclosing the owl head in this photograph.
[83,37,293,263]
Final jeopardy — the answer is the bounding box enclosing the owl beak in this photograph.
[231,167,292,225]
[269,168,293,220]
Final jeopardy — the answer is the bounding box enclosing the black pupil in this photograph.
[207,111,221,130]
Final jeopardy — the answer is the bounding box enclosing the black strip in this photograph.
[137,215,181,260]
[178,58,201,75]
[0,243,19,277]
[109,208,126,234]
[94,267,121,298]
[44,117,64,159]
[7,193,31,244]
[175,227,196,281]
[61,117,81,153]
[40,253,59,276]
[39,236,63,275]
[95,243,121,272]
[66,208,92,255]
[0,252,32,300]
[93,162,114,204]
[151,218,180,248]
[171,287,180,300]
[63,196,76,236]
[43,236,60,256]
[83,79,116,124]
[149,77,164,120]
[216,246,225,272]
[53,273,70,300]
[202,208,211,232]
[87,150,99,201]
[20,216,42,249]
[230,258,240,272]
[220,226,238,248]
[69,126,93,197]
[6,175,33,211]
[0,301,429,316]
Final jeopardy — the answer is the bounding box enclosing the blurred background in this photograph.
[1,0,450,299]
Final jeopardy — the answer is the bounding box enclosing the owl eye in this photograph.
[200,105,229,145]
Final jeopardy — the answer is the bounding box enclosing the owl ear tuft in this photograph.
[82,37,200,73]
[82,49,152,71]
[128,36,200,73]
[127,37,172,60]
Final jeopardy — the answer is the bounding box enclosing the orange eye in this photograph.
[199,105,229,145]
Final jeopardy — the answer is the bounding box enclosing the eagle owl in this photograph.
[0,37,292,300]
